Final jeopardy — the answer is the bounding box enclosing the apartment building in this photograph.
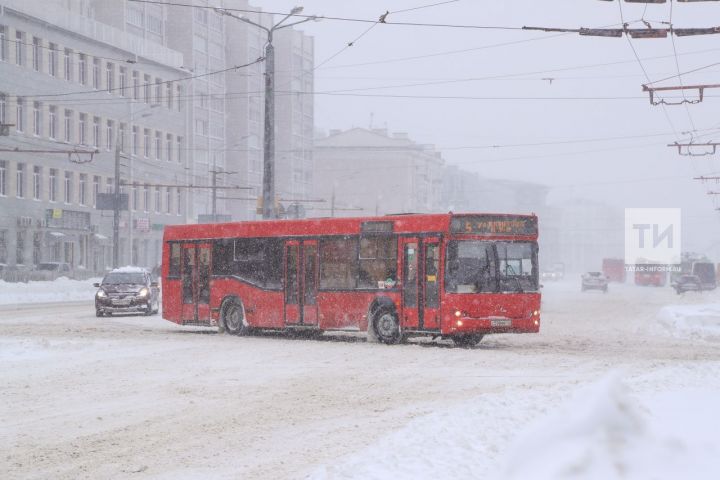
[313,128,445,217]
[0,0,189,274]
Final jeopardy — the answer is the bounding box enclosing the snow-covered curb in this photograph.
[655,304,720,341]
[0,277,100,305]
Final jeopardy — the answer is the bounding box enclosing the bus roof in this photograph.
[163,212,538,241]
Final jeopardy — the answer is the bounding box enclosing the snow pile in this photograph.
[312,374,720,480]
[0,276,100,305]
[654,304,720,341]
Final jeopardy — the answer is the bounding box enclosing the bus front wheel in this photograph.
[222,299,248,336]
[373,309,402,345]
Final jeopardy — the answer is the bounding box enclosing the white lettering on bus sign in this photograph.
[450,216,537,235]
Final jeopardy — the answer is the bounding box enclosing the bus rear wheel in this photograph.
[222,299,248,336]
[452,334,483,348]
[373,308,402,345]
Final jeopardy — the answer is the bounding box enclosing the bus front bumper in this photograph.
[447,315,540,334]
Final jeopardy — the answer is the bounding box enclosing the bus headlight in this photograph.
[455,310,462,317]
[138,287,149,298]
[533,310,540,316]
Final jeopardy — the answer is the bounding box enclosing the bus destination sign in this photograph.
[451,215,538,235]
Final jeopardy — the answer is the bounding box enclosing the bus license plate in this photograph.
[491,319,511,327]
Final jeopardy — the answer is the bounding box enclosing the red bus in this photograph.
[161,213,541,347]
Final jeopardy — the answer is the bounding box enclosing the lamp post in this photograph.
[216,6,318,219]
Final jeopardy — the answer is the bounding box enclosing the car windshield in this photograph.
[103,273,145,285]
[445,240,538,293]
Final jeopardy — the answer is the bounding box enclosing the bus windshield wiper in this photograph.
[505,263,524,293]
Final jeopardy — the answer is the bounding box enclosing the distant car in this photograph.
[33,262,73,280]
[581,272,608,292]
[672,274,701,295]
[94,267,160,317]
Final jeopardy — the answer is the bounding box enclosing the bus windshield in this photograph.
[445,240,538,293]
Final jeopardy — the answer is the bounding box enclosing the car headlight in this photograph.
[138,287,149,298]
[96,289,107,298]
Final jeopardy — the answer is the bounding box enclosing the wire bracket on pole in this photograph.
[670,141,720,156]
[643,84,714,105]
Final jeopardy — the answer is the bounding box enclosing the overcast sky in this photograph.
[236,0,720,251]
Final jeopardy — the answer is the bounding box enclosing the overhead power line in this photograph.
[128,0,525,31]
[523,25,720,38]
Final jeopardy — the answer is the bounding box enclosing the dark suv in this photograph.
[94,267,160,317]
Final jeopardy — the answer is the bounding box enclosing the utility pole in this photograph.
[113,144,121,268]
[215,6,318,220]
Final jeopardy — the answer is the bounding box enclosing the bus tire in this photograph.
[373,308,402,345]
[452,334,483,348]
[221,298,248,336]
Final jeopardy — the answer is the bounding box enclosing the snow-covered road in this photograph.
[1,281,719,479]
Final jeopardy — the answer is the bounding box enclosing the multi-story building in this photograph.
[0,0,189,274]
[313,128,445,217]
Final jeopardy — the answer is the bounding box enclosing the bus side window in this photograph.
[169,243,181,278]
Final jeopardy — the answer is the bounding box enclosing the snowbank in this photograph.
[0,276,100,305]
[312,374,720,480]
[655,304,720,341]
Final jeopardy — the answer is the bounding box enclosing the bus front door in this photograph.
[401,237,441,331]
[284,240,318,326]
[181,243,212,324]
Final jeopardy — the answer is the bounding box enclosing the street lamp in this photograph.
[217,6,319,219]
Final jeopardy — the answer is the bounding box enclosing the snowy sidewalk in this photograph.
[0,277,99,306]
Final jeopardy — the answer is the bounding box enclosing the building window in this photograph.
[143,128,150,157]
[16,97,24,133]
[48,106,56,139]
[166,134,172,162]
[132,71,139,100]
[165,187,171,214]
[0,26,6,62]
[79,173,87,206]
[176,188,182,216]
[78,113,87,145]
[155,78,162,105]
[132,126,138,155]
[118,122,126,152]
[64,171,72,204]
[33,166,41,200]
[93,116,100,148]
[148,14,163,35]
[93,176,99,207]
[106,178,113,194]
[131,183,138,211]
[15,31,24,66]
[15,163,24,198]
[128,6,144,27]
[119,67,127,96]
[0,93,5,124]
[64,109,73,143]
[32,37,41,71]
[155,131,161,159]
[49,168,57,202]
[176,137,183,163]
[143,74,151,103]
[106,62,114,92]
[78,54,87,85]
[16,231,25,265]
[48,43,57,76]
[0,160,5,196]
[33,101,41,136]
[92,58,101,89]
[177,85,183,111]
[154,186,161,213]
[64,48,72,81]
[106,120,114,151]
[166,83,173,109]
[143,184,149,212]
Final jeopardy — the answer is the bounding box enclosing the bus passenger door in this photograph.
[401,238,420,329]
[181,243,212,323]
[284,240,318,326]
[423,239,441,330]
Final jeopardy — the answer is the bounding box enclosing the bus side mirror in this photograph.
[151,282,159,288]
